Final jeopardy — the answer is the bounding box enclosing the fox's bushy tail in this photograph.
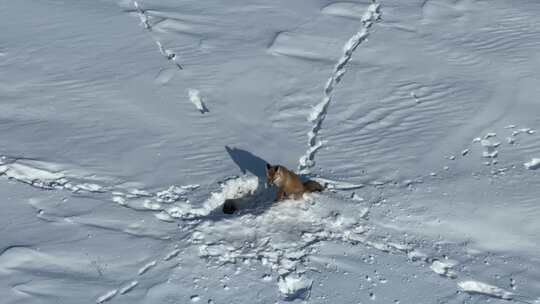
[303,180,324,193]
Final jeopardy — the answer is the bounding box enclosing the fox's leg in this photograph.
[292,192,303,200]
[274,188,285,203]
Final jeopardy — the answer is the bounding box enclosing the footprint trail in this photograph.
[298,1,381,174]
[131,1,183,70]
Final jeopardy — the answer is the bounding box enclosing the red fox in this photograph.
[265,163,324,202]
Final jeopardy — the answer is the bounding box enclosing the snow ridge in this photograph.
[0,155,200,221]
[298,1,381,174]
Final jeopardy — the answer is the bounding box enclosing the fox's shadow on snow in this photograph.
[225,146,267,181]
[204,146,277,219]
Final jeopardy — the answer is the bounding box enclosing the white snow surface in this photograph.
[2,0,540,303]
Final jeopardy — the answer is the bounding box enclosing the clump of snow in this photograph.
[278,275,313,301]
[0,161,65,189]
[524,158,540,170]
[188,89,208,113]
[480,139,499,158]
[156,185,196,203]
[164,176,259,219]
[458,280,513,300]
[430,260,457,278]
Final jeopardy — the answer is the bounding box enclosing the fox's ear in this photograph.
[266,163,272,170]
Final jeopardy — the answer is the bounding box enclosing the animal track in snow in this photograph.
[138,260,157,275]
[128,0,183,83]
[298,1,381,174]
[119,281,139,295]
[96,289,118,303]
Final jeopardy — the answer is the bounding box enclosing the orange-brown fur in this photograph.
[266,163,323,202]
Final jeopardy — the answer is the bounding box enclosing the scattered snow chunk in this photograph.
[524,158,540,170]
[407,250,428,262]
[154,211,175,222]
[510,128,535,136]
[430,260,457,278]
[130,189,152,197]
[482,150,498,158]
[112,196,126,206]
[143,200,162,210]
[481,140,498,158]
[484,132,497,139]
[458,280,513,300]
[156,185,188,203]
[72,183,104,192]
[278,275,313,301]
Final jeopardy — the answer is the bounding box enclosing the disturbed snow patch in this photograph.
[188,176,377,300]
[165,175,259,219]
